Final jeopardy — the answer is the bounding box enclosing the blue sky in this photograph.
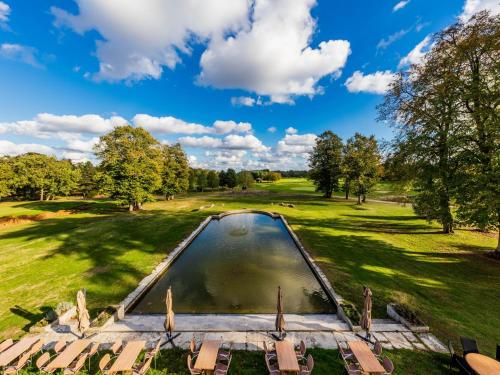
[0,0,497,170]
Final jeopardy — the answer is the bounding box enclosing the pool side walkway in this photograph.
[34,313,448,353]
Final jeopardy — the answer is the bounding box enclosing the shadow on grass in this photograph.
[10,305,53,332]
[13,199,123,215]
[0,209,209,330]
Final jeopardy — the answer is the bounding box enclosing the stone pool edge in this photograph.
[104,209,346,329]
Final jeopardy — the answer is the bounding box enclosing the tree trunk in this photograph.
[40,187,44,201]
[362,194,366,203]
[357,194,361,204]
[129,204,134,212]
[345,179,350,200]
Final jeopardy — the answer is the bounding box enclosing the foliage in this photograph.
[195,169,208,192]
[341,133,382,204]
[76,161,98,198]
[207,170,220,189]
[308,131,343,198]
[225,168,237,188]
[160,144,190,199]
[0,157,14,199]
[8,153,79,201]
[237,171,254,189]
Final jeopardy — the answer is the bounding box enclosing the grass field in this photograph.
[1,178,498,362]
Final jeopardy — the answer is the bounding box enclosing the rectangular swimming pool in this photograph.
[131,212,336,314]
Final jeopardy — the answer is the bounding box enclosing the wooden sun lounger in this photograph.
[0,339,14,354]
[0,337,41,367]
[45,340,92,372]
[108,340,146,374]
[1,338,43,374]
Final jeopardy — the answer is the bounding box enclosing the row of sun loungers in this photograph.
[0,337,160,375]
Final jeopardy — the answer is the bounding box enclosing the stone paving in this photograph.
[35,314,448,353]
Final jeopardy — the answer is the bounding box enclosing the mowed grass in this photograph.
[0,179,498,359]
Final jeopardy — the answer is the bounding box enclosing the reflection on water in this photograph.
[132,213,335,314]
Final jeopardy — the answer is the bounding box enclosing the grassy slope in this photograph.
[1,179,498,358]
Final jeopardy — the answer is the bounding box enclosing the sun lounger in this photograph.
[3,338,43,374]
[0,339,13,353]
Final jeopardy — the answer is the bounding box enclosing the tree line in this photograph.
[0,125,283,208]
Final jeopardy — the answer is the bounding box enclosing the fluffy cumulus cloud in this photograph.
[0,113,127,138]
[0,140,55,156]
[276,133,317,155]
[461,0,500,21]
[393,1,410,12]
[0,1,10,28]
[285,127,298,135]
[230,96,262,107]
[179,134,268,152]
[344,70,396,94]
[0,44,43,68]
[133,114,252,135]
[51,0,249,81]
[198,0,351,104]
[267,126,277,133]
[398,36,433,68]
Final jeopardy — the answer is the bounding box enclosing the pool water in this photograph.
[131,213,335,314]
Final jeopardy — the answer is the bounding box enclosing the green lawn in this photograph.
[1,178,498,360]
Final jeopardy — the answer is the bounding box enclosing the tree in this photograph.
[237,171,254,189]
[378,37,463,233]
[218,170,227,187]
[268,172,282,182]
[342,133,382,204]
[94,125,162,211]
[441,12,500,253]
[196,169,208,192]
[76,161,98,198]
[160,143,189,200]
[0,157,14,200]
[225,168,237,189]
[308,131,343,198]
[207,170,220,189]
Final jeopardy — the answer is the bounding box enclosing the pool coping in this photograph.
[104,209,347,329]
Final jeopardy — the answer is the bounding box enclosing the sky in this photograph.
[0,0,498,170]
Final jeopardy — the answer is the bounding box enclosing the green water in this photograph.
[132,213,335,314]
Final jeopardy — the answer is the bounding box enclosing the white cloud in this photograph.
[0,113,127,138]
[377,28,410,50]
[133,114,252,135]
[231,96,259,107]
[65,137,99,153]
[197,0,351,104]
[133,114,212,135]
[0,44,43,68]
[398,36,433,68]
[267,126,277,133]
[178,136,222,149]
[344,70,396,94]
[285,127,298,135]
[179,134,268,152]
[212,120,252,134]
[0,140,55,156]
[393,1,410,12]
[51,0,249,82]
[0,1,10,28]
[460,0,500,21]
[276,133,316,155]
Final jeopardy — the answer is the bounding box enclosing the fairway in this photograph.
[0,178,498,356]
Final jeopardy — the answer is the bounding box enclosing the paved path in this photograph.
[36,314,448,353]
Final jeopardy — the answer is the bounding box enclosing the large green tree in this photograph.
[94,125,162,211]
[207,170,220,189]
[342,133,382,204]
[160,143,189,200]
[225,168,237,189]
[76,161,98,198]
[0,157,14,200]
[441,12,500,253]
[237,171,254,189]
[308,131,343,198]
[378,36,464,233]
